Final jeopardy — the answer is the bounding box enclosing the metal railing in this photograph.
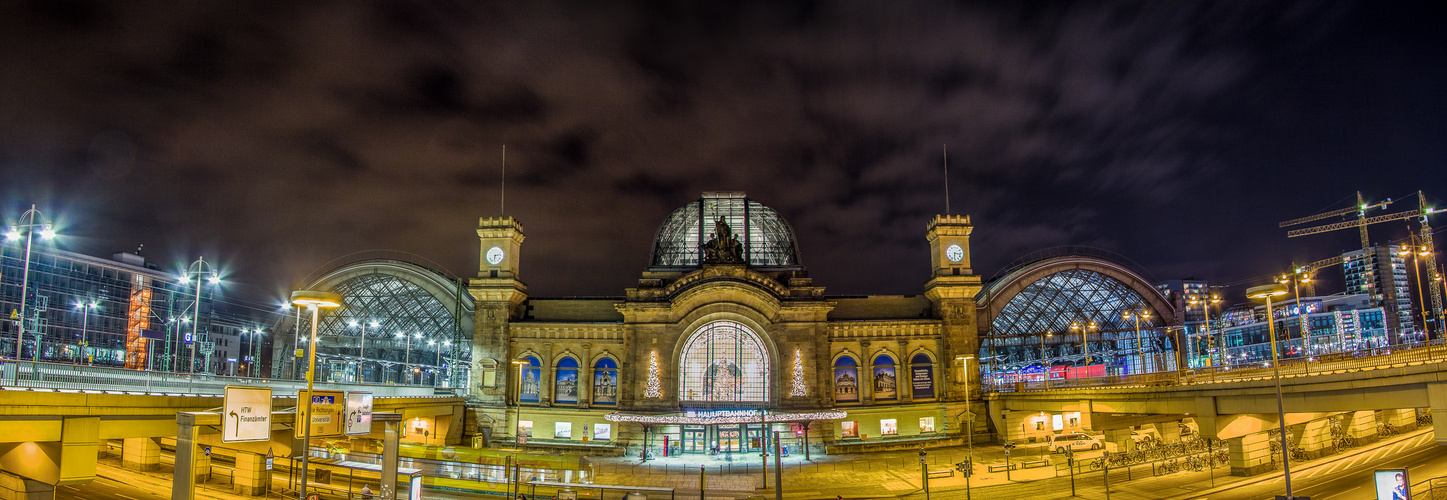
[0,358,456,397]
[986,340,1447,393]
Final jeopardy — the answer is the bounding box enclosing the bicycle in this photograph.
[1290,446,1308,462]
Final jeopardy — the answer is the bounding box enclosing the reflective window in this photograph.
[679,321,770,402]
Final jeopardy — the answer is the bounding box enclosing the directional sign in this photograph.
[296,389,345,438]
[223,386,273,443]
[204,446,212,456]
[344,391,374,436]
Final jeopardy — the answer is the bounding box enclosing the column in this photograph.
[860,341,873,403]
[381,417,400,500]
[232,451,270,496]
[1385,408,1417,433]
[1159,421,1181,444]
[579,344,593,409]
[1104,428,1134,453]
[1298,418,1332,459]
[122,437,160,472]
[1227,432,1273,476]
[541,343,554,405]
[897,341,912,404]
[1345,410,1378,445]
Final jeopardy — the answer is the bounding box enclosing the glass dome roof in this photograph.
[649,192,802,269]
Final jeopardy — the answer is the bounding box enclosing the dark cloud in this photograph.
[1,0,1443,311]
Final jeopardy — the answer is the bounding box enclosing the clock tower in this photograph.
[468,217,528,421]
[923,215,983,439]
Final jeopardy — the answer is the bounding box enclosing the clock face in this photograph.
[486,246,505,266]
[945,244,964,263]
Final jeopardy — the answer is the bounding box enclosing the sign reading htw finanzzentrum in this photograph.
[223,386,273,443]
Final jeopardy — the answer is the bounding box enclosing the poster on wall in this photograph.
[593,423,611,441]
[593,359,618,405]
[911,365,934,399]
[1375,468,1411,500]
[841,421,859,438]
[518,420,533,438]
[555,422,572,439]
[833,367,859,402]
[520,367,541,403]
[555,370,579,404]
[873,366,897,400]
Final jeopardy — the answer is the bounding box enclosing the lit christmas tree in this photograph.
[790,349,807,397]
[644,351,662,398]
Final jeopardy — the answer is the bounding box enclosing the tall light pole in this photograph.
[1069,320,1098,375]
[1189,292,1222,375]
[1401,242,1433,343]
[1040,332,1052,387]
[291,290,343,500]
[956,354,975,500]
[1247,283,1294,500]
[512,359,529,444]
[7,205,56,360]
[441,340,452,387]
[350,320,377,383]
[180,257,220,375]
[1122,309,1151,374]
[287,303,302,379]
[75,300,98,364]
[1280,270,1313,369]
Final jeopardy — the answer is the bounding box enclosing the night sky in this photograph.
[2,1,1444,313]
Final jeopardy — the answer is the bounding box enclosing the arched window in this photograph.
[679,321,770,402]
[833,356,859,403]
[519,356,541,403]
[593,358,618,405]
[872,355,897,401]
[910,353,935,399]
[555,357,579,404]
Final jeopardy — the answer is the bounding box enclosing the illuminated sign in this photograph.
[1375,468,1410,500]
[295,390,345,438]
[223,386,273,443]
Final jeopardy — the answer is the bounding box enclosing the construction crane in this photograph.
[1279,191,1393,249]
[1285,191,1443,332]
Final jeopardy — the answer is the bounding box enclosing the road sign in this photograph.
[204,446,211,456]
[344,391,374,436]
[296,389,345,438]
[265,449,274,470]
[223,386,273,443]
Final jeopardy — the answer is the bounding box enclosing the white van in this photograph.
[1048,432,1103,453]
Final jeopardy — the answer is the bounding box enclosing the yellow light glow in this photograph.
[291,290,343,309]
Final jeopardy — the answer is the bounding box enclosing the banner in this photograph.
[593,368,618,404]
[911,365,935,399]
[873,366,897,400]
[555,369,579,404]
[344,391,373,436]
[295,390,345,439]
[833,367,859,402]
[223,386,272,443]
[520,367,541,403]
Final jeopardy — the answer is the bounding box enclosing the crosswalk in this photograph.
[1254,430,1432,485]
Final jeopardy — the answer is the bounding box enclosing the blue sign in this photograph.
[140,329,166,340]
[184,333,194,343]
[312,395,335,404]
[203,446,212,456]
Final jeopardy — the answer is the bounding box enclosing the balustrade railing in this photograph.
[0,358,456,397]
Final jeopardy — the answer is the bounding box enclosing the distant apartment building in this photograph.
[1342,245,1417,342]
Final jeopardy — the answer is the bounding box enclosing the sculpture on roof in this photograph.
[702,216,745,264]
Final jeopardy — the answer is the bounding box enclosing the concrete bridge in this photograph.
[985,343,1447,475]
[0,376,465,499]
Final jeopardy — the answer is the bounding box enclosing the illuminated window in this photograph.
[518,420,533,437]
[593,358,618,405]
[679,321,770,402]
[880,419,898,436]
[833,356,859,403]
[519,356,541,403]
[555,357,579,404]
[841,421,859,438]
[872,355,897,401]
[919,417,935,433]
[555,422,572,439]
[593,423,611,441]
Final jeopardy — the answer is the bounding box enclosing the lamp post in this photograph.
[400,332,421,384]
[955,355,975,500]
[1069,320,1098,375]
[1280,270,1313,371]
[1401,242,1433,344]
[1040,332,1052,387]
[1189,292,1222,376]
[288,304,303,379]
[291,290,343,500]
[512,359,529,444]
[349,320,377,383]
[1122,309,1146,375]
[7,205,56,360]
[74,300,98,364]
[1247,283,1294,500]
[180,257,221,376]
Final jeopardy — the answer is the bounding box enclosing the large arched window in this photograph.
[593,358,618,405]
[872,355,898,401]
[519,356,541,403]
[679,321,770,402]
[833,356,859,403]
[555,357,579,404]
[910,353,935,399]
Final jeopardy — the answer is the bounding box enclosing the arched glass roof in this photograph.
[650,192,801,269]
[990,268,1163,336]
[307,272,467,382]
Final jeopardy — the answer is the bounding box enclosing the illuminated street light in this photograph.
[512,359,529,444]
[1247,282,1294,500]
[74,300,99,365]
[180,256,221,375]
[8,205,55,360]
[1122,309,1151,374]
[350,320,378,383]
[1069,320,1098,374]
[291,290,342,500]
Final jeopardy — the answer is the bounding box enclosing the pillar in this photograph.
[1104,428,1133,453]
[121,437,159,472]
[380,416,400,500]
[0,470,54,500]
[579,344,593,409]
[1298,418,1332,459]
[1159,421,1181,444]
[1429,382,1447,446]
[1385,409,1416,433]
[172,412,217,500]
[1345,410,1378,445]
[1228,433,1273,476]
[232,451,270,496]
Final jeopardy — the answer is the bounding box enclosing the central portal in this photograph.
[679,320,771,403]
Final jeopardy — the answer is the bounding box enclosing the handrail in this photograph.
[0,358,459,397]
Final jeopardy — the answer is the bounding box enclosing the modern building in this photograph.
[1343,245,1417,342]
[1218,293,1388,367]
[1156,279,1210,323]
[0,240,222,371]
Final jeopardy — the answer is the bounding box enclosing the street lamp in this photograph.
[349,320,378,383]
[179,256,221,375]
[1280,270,1313,368]
[1122,309,1151,375]
[74,300,99,365]
[1401,242,1433,343]
[955,354,976,500]
[240,328,264,378]
[291,290,342,500]
[1247,283,1294,500]
[7,205,56,360]
[512,359,529,444]
[1188,292,1222,374]
[1069,320,1098,374]
[1040,332,1052,387]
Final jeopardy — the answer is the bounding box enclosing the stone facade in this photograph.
[466,194,983,453]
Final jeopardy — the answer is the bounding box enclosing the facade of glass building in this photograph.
[0,244,217,372]
[1343,245,1418,342]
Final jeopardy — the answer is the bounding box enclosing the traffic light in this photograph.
[955,458,973,478]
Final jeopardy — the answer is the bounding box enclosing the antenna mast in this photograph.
[500,145,507,215]
[943,144,950,214]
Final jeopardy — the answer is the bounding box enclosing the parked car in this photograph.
[1049,432,1102,453]
[1130,429,1159,448]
